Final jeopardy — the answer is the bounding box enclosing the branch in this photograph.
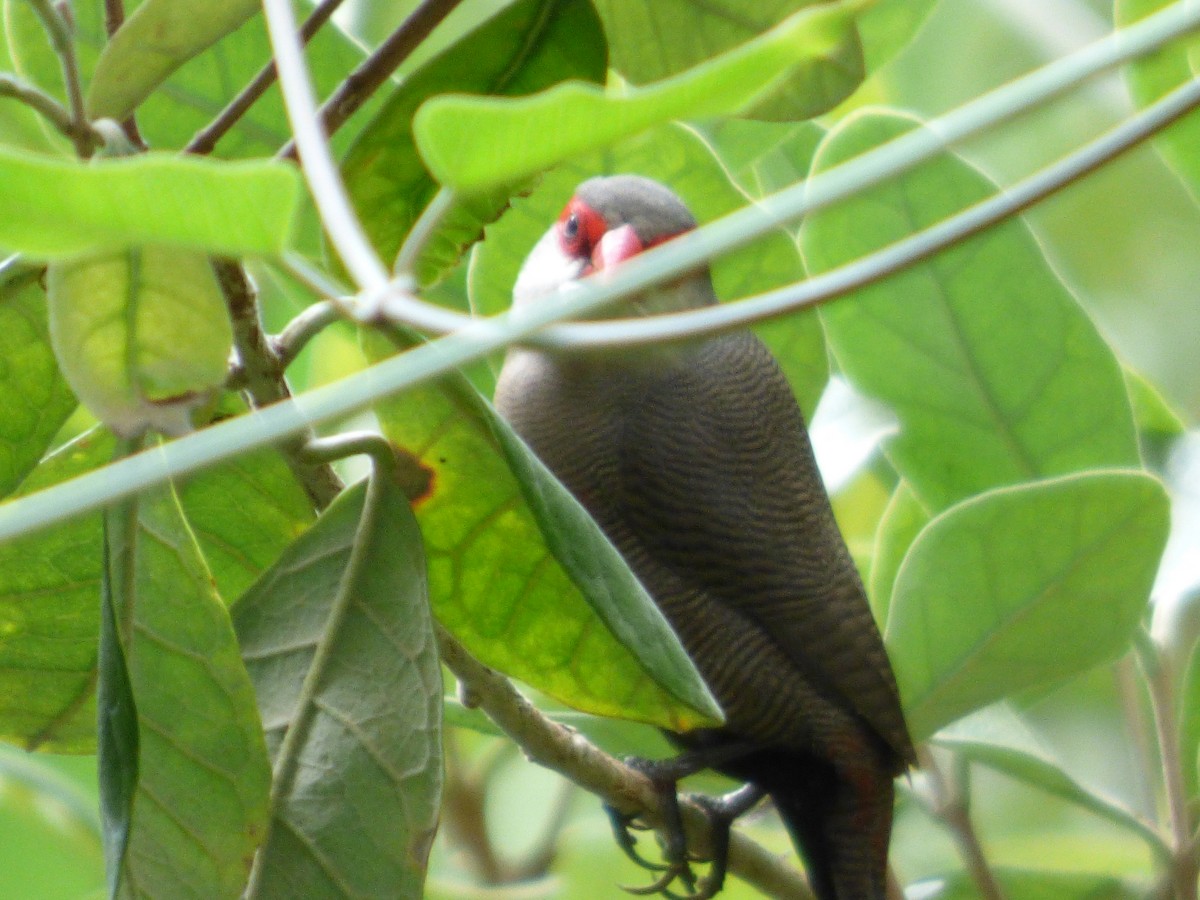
[436,627,815,899]
[214,259,342,509]
[23,0,96,157]
[0,72,100,149]
[915,746,1006,900]
[278,0,463,160]
[100,0,143,146]
[272,300,341,369]
[187,0,347,155]
[261,0,390,300]
[1136,631,1199,900]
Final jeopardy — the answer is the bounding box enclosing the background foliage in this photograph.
[1,0,1199,898]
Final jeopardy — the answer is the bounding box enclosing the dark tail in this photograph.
[723,748,895,900]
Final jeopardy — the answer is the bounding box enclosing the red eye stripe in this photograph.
[557,197,607,258]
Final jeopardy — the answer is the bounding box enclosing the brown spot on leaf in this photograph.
[391,445,435,504]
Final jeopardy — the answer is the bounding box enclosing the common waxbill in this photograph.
[494,175,913,900]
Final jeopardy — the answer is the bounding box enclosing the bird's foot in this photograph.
[609,757,765,899]
[608,757,698,896]
[683,783,766,899]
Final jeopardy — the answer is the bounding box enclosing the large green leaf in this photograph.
[47,247,232,437]
[0,268,76,499]
[342,0,607,286]
[363,331,721,731]
[1118,0,1200,204]
[104,480,271,899]
[413,0,864,190]
[0,429,313,751]
[232,474,442,899]
[87,0,259,121]
[468,122,827,414]
[801,111,1140,511]
[868,480,927,623]
[589,0,863,121]
[1,149,299,258]
[886,471,1170,741]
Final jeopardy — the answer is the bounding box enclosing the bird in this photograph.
[493,175,914,900]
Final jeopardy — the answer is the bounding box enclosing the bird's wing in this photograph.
[615,332,913,764]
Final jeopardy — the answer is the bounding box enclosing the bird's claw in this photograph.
[605,804,670,873]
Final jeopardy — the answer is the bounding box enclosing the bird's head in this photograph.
[512,175,715,317]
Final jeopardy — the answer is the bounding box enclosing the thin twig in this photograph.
[213,258,342,509]
[103,0,125,35]
[262,0,389,300]
[272,300,342,369]
[509,780,577,880]
[440,734,508,883]
[277,252,469,334]
[187,0,347,155]
[298,431,394,475]
[24,0,95,157]
[293,66,1200,346]
[100,0,144,146]
[1116,654,1160,822]
[916,746,1006,900]
[0,73,101,148]
[1136,631,1199,900]
[278,0,463,160]
[437,626,814,899]
[394,187,455,274]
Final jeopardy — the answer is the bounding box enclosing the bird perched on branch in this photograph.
[494,175,913,900]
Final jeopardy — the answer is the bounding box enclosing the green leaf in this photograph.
[926,869,1134,900]
[87,0,259,121]
[935,734,1168,863]
[801,111,1139,510]
[0,268,76,499]
[0,148,300,258]
[1125,367,1187,439]
[47,247,232,437]
[108,480,271,899]
[590,0,863,121]
[0,33,62,153]
[342,0,607,286]
[98,506,139,899]
[856,0,937,71]
[363,331,722,730]
[868,480,928,623]
[694,118,825,198]
[1180,634,1200,799]
[232,474,442,898]
[886,471,1169,741]
[172,440,316,604]
[414,0,865,191]
[469,122,827,414]
[0,427,313,751]
[0,430,111,751]
[1117,0,1200,204]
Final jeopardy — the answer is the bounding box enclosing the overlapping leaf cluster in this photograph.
[0,0,1196,897]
